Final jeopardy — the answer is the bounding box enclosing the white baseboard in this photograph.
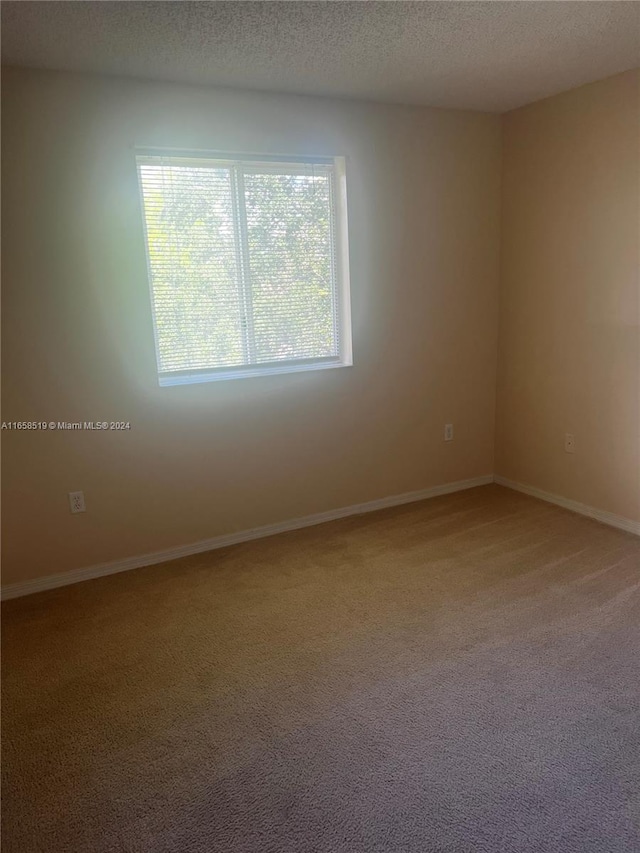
[494,475,640,537]
[1,474,493,601]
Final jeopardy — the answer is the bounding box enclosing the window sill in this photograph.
[158,358,352,387]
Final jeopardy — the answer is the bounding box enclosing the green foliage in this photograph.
[139,163,336,373]
[244,172,334,362]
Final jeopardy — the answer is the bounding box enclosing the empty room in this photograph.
[1,2,639,851]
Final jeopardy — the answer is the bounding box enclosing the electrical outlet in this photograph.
[69,491,86,513]
[444,423,454,442]
[564,433,575,454]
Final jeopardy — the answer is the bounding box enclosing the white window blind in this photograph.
[137,152,352,385]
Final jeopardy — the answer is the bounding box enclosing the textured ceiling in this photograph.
[2,1,639,112]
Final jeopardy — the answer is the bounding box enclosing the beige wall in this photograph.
[1,67,501,584]
[496,71,640,522]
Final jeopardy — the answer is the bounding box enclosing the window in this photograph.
[136,152,352,385]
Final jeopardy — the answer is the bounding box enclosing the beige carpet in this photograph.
[2,484,640,852]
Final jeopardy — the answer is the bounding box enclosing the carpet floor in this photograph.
[2,484,640,852]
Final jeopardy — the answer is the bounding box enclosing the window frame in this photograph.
[135,149,353,386]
